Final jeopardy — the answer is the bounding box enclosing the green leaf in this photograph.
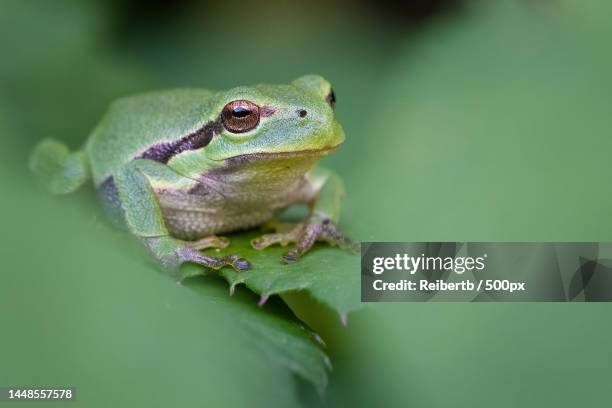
[182,277,332,395]
[197,231,361,318]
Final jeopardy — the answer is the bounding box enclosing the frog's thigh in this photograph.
[113,160,250,273]
[114,159,186,237]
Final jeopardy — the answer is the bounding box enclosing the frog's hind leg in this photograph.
[29,139,90,194]
[114,159,250,275]
[176,248,250,272]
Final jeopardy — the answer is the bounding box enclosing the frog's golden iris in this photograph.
[221,100,260,134]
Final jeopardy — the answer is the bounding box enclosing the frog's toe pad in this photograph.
[232,257,251,272]
[281,251,300,263]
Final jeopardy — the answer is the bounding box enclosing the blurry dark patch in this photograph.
[138,118,222,163]
[298,109,308,118]
[356,0,464,25]
[107,0,200,35]
[107,0,465,40]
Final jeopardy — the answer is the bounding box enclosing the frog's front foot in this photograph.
[251,216,352,263]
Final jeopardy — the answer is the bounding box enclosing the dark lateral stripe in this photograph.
[137,117,223,164]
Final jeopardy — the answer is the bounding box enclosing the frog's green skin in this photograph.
[29,75,350,273]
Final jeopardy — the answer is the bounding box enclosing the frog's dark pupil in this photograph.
[232,107,251,118]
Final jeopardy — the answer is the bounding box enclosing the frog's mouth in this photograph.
[219,144,341,166]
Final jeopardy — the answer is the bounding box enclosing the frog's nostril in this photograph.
[297,109,308,118]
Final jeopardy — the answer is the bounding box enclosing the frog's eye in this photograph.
[221,100,260,133]
[325,89,336,109]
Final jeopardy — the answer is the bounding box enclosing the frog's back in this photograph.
[86,88,216,185]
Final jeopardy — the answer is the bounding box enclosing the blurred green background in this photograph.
[2,0,612,407]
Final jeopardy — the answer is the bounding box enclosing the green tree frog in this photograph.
[30,75,350,273]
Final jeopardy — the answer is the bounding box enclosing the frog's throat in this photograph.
[218,145,341,167]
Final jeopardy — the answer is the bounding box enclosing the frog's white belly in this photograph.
[156,159,317,240]
[157,184,308,239]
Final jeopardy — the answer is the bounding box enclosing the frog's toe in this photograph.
[251,233,294,250]
[230,255,252,272]
[280,222,320,262]
[319,219,354,250]
[177,248,250,272]
[181,235,230,250]
[281,218,353,263]
[282,249,300,263]
[219,254,251,272]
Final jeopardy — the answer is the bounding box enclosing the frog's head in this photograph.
[205,75,344,163]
